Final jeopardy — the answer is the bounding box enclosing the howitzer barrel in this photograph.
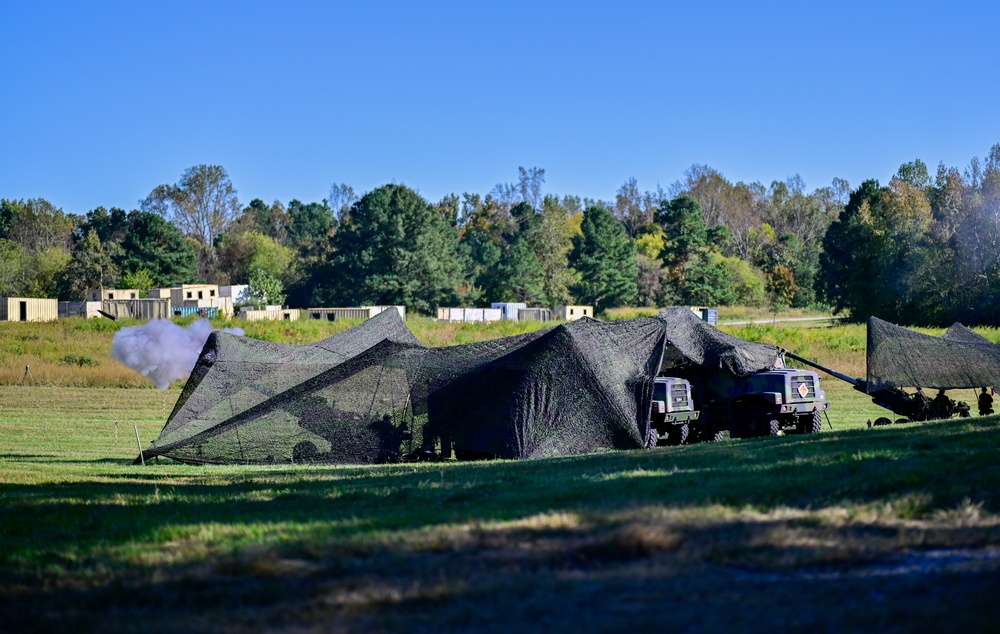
[784,351,866,389]
[784,351,921,419]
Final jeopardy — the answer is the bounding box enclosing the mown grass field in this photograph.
[2,312,1000,631]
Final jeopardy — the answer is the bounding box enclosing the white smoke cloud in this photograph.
[111,319,244,390]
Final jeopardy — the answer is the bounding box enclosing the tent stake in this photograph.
[134,422,145,466]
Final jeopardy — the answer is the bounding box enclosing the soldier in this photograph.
[930,389,952,420]
[978,387,994,416]
[915,388,931,421]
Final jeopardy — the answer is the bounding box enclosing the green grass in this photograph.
[2,385,1000,632]
[2,314,999,630]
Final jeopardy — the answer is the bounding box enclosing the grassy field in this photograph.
[2,314,1000,631]
[2,383,1000,631]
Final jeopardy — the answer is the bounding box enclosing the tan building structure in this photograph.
[555,305,593,321]
[306,306,406,322]
[0,298,59,322]
[59,301,103,319]
[149,284,234,318]
[87,288,141,302]
[239,307,300,321]
[102,299,172,321]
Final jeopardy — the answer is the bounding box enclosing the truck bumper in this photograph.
[779,402,829,414]
[664,411,700,424]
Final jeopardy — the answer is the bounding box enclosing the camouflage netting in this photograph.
[943,322,996,347]
[138,307,782,465]
[866,317,1000,392]
[657,306,781,376]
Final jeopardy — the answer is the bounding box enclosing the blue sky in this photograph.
[2,0,999,215]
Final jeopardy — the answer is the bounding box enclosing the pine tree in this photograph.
[324,184,465,313]
[569,206,637,311]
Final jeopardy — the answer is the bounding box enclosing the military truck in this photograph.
[648,377,700,446]
[659,361,828,443]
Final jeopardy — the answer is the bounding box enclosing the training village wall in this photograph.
[0,298,59,322]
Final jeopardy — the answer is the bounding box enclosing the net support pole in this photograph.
[134,422,145,466]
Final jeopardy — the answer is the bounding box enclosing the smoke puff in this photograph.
[111,319,245,390]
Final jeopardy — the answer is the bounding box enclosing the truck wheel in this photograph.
[646,425,659,448]
[746,417,778,437]
[666,423,689,446]
[710,430,726,442]
[800,410,822,434]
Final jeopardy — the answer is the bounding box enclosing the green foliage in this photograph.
[61,355,96,367]
[55,230,121,300]
[634,228,665,260]
[635,253,676,307]
[656,195,707,268]
[324,185,466,314]
[141,164,240,247]
[218,231,294,283]
[0,239,30,296]
[820,178,934,321]
[681,252,736,306]
[536,196,579,306]
[767,264,799,310]
[118,211,198,286]
[718,255,767,307]
[0,199,74,297]
[570,206,638,310]
[246,267,286,307]
[241,198,290,244]
[120,268,155,293]
[142,165,241,284]
[287,199,335,247]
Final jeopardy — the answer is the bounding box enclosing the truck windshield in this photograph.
[653,382,667,401]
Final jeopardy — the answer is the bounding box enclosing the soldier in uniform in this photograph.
[914,388,931,421]
[930,389,952,420]
[978,387,994,417]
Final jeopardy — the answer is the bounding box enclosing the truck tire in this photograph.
[666,423,689,446]
[646,424,659,448]
[745,416,779,437]
[798,410,822,434]
[709,429,726,442]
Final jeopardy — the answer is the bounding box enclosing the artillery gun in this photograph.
[783,351,970,424]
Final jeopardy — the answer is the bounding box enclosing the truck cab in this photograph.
[649,376,700,446]
[726,369,828,438]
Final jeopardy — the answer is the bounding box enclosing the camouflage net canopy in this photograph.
[866,317,1000,392]
[139,306,781,465]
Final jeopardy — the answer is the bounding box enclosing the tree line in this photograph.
[2,145,999,325]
